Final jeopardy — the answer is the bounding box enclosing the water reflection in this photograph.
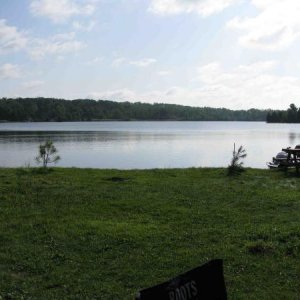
[288,132,300,145]
[1,122,300,169]
[0,130,201,145]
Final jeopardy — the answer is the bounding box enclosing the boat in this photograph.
[267,151,289,168]
[267,145,300,169]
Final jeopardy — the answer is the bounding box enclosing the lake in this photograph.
[1,121,300,169]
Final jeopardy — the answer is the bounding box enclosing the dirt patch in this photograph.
[246,241,274,255]
[105,177,130,182]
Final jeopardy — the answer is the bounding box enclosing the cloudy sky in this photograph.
[1,0,300,109]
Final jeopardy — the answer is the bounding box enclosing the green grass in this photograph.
[0,167,299,299]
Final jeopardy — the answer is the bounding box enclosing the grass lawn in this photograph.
[0,167,299,299]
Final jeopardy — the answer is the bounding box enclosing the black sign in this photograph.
[136,259,227,300]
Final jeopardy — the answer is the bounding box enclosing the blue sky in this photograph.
[1,0,300,109]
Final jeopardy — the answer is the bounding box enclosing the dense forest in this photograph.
[0,97,269,122]
[266,104,300,123]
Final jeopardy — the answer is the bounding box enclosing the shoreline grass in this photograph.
[0,167,299,299]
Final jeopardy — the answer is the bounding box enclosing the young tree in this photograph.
[287,103,298,123]
[227,143,247,175]
[36,140,60,168]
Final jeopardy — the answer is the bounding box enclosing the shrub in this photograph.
[227,143,247,175]
[36,140,61,168]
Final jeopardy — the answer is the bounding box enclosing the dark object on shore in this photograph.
[267,146,300,171]
[267,151,289,169]
[136,259,227,300]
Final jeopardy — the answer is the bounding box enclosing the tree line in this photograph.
[266,104,300,123]
[0,97,269,122]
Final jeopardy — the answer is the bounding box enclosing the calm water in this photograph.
[1,121,300,169]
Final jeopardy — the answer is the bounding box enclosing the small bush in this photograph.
[36,140,61,168]
[228,144,247,175]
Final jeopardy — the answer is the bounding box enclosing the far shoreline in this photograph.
[0,119,266,123]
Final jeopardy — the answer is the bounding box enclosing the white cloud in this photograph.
[28,32,85,59]
[0,19,85,59]
[88,89,137,101]
[227,0,300,50]
[111,58,157,68]
[194,61,300,108]
[87,61,300,109]
[72,20,97,32]
[130,58,157,67]
[0,19,27,54]
[22,80,44,89]
[88,87,188,104]
[0,63,22,79]
[149,0,238,17]
[30,0,96,23]
[84,56,104,66]
[111,57,126,67]
[157,70,171,76]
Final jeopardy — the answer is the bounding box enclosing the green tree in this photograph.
[287,103,298,123]
[0,97,269,122]
[36,141,61,168]
[228,144,247,175]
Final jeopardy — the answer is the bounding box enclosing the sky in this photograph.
[1,0,300,109]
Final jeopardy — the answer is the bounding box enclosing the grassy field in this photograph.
[0,167,299,299]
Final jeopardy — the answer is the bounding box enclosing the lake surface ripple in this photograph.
[1,121,300,169]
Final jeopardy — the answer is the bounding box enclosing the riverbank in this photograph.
[0,167,299,299]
